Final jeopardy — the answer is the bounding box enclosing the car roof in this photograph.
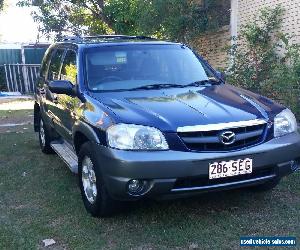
[55,35,180,48]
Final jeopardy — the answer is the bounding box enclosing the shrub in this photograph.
[226,6,300,119]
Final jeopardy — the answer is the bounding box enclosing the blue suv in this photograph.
[34,35,300,217]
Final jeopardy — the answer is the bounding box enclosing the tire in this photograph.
[38,117,54,154]
[248,178,280,192]
[78,142,120,217]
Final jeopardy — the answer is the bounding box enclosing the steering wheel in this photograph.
[98,76,123,83]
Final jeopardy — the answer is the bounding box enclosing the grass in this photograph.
[0,109,33,119]
[0,110,299,249]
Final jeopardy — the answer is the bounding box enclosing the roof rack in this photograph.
[61,35,156,42]
[62,36,81,42]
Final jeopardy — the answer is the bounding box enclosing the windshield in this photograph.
[85,44,216,91]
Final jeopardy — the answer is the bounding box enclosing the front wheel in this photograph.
[78,142,120,217]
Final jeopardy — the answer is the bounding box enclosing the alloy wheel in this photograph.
[81,156,98,204]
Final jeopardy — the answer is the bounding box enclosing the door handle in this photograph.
[66,102,73,109]
[53,94,58,103]
[39,88,45,95]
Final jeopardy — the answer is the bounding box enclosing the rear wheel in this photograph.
[249,178,280,192]
[78,142,120,217]
[38,117,54,154]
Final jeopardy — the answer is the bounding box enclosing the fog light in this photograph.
[127,179,145,195]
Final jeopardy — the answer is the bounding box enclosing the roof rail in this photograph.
[62,36,82,42]
[61,35,156,42]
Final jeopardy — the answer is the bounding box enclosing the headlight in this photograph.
[107,124,169,150]
[274,109,297,137]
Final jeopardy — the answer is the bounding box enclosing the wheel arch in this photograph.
[34,102,41,132]
[73,121,101,154]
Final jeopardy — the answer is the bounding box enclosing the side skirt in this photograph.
[51,140,78,174]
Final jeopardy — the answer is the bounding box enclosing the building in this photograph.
[0,43,49,65]
[196,0,300,69]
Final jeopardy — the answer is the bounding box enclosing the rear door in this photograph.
[44,47,66,136]
[36,48,53,117]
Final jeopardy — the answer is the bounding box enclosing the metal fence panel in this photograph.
[4,64,40,93]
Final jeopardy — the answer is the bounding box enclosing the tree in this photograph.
[17,0,230,42]
[134,0,230,42]
[17,0,113,39]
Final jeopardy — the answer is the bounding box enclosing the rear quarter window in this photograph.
[39,49,52,79]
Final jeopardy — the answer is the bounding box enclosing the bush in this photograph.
[226,6,300,119]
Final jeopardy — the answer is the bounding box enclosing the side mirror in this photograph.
[216,71,226,82]
[48,80,75,96]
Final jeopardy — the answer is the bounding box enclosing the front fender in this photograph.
[72,121,101,145]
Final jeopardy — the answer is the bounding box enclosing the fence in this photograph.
[4,64,40,93]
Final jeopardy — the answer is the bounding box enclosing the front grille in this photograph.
[178,123,266,152]
[173,166,275,189]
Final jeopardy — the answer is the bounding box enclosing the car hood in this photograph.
[89,84,284,132]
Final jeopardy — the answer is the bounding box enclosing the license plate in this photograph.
[209,158,253,179]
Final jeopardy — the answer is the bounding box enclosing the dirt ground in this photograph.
[0,97,34,133]
[0,97,33,108]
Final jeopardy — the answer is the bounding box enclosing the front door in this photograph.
[54,49,81,143]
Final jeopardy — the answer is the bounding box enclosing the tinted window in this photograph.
[61,50,77,84]
[85,45,215,91]
[48,49,65,81]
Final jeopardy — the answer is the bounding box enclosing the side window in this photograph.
[48,49,65,81]
[60,50,77,84]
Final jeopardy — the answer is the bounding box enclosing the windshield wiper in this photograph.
[129,83,185,91]
[184,78,221,87]
[128,79,221,91]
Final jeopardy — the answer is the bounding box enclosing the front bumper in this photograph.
[94,132,300,200]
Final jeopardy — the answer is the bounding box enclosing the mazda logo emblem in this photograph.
[219,131,236,145]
